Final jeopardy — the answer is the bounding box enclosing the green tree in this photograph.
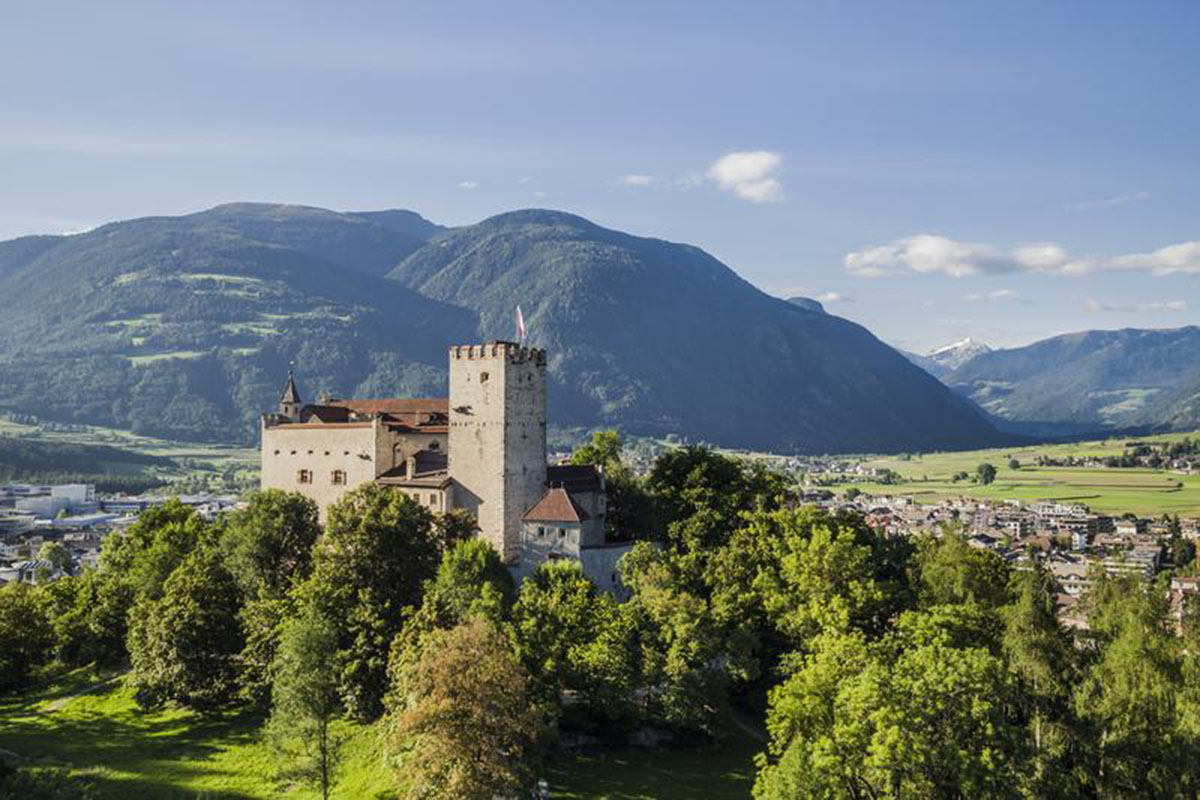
[431,508,479,553]
[40,572,133,667]
[571,429,655,541]
[976,462,998,485]
[267,607,343,800]
[37,540,73,574]
[386,539,514,710]
[570,430,624,468]
[1075,573,1196,796]
[913,530,1012,610]
[221,490,321,702]
[1002,564,1086,797]
[1008,458,1021,471]
[749,507,898,645]
[512,560,636,721]
[100,499,211,600]
[298,483,441,720]
[0,582,54,694]
[646,445,788,554]
[127,549,245,711]
[391,617,547,800]
[222,489,320,597]
[756,610,1025,799]
[619,542,729,733]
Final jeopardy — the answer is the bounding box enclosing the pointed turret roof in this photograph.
[280,371,301,405]
[522,487,590,524]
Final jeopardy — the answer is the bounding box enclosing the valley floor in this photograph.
[0,667,756,800]
[846,431,1200,517]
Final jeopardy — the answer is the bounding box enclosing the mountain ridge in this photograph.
[0,203,1005,453]
[388,208,1004,453]
[941,325,1200,434]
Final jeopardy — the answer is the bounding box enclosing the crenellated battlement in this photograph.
[450,341,546,366]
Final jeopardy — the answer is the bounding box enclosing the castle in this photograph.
[260,341,631,587]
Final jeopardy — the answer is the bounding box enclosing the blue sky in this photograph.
[1,0,1196,351]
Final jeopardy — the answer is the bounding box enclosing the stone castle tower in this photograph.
[447,342,547,563]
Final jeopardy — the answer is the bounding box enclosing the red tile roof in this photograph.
[523,487,590,523]
[331,398,448,416]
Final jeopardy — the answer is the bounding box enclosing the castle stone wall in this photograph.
[260,420,379,520]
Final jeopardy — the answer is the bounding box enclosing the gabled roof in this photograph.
[523,487,590,524]
[330,398,448,417]
[376,449,450,488]
[290,397,449,428]
[546,464,603,494]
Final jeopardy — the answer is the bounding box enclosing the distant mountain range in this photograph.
[901,338,992,379]
[903,328,1200,436]
[0,203,1003,454]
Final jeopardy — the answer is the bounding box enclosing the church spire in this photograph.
[279,369,302,419]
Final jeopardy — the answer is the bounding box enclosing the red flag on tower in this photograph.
[516,306,526,342]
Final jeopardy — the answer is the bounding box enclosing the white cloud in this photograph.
[457,180,479,190]
[816,291,849,303]
[844,234,1200,278]
[1085,298,1187,313]
[533,190,547,199]
[620,174,656,187]
[963,288,1020,302]
[706,150,783,203]
[1107,241,1200,276]
[1066,191,1150,211]
[516,176,532,184]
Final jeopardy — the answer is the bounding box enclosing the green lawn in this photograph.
[835,431,1200,516]
[0,670,757,799]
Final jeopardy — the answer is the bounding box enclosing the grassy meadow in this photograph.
[0,668,757,800]
[839,430,1200,517]
[0,416,259,491]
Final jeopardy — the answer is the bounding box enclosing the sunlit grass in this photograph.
[838,431,1200,515]
[1,670,753,800]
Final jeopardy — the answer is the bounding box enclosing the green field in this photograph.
[0,417,259,490]
[839,430,1200,517]
[0,669,756,799]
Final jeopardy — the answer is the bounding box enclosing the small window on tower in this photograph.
[298,469,312,484]
[331,470,346,485]
[480,371,489,383]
